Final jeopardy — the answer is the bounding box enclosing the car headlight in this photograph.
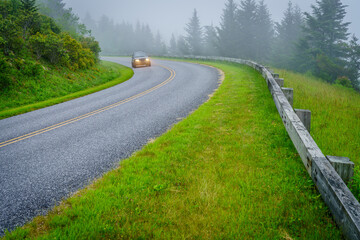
[135,59,140,62]
[146,58,150,61]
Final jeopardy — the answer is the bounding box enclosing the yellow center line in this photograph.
[0,64,176,149]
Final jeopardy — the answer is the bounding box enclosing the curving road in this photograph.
[0,57,221,234]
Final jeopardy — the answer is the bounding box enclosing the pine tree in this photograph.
[169,34,177,55]
[272,1,303,68]
[20,0,37,13]
[37,0,65,19]
[236,0,257,59]
[254,0,273,62]
[82,12,96,36]
[185,9,203,55]
[19,0,39,39]
[295,0,350,82]
[304,0,349,59]
[217,0,238,57]
[153,31,166,55]
[37,0,87,37]
[177,35,190,55]
[203,25,219,56]
[347,35,360,89]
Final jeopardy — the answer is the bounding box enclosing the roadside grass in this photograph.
[276,69,360,200]
[0,61,133,120]
[2,61,342,239]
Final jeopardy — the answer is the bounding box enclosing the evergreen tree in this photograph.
[294,0,350,82]
[217,0,238,57]
[153,31,166,55]
[254,0,273,62]
[177,35,190,55]
[96,15,115,54]
[38,0,65,19]
[203,25,219,56]
[236,0,257,59]
[19,0,39,39]
[272,1,303,68]
[169,33,177,55]
[20,0,37,13]
[185,9,203,55]
[82,12,96,36]
[306,0,349,59]
[37,0,88,37]
[347,35,360,89]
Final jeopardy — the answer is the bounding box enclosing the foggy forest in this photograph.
[0,0,359,90]
[79,0,360,90]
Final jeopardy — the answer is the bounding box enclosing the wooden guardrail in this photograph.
[165,55,360,239]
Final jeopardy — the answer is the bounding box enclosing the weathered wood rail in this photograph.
[165,55,360,240]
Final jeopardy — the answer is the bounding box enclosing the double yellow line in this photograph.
[0,65,176,149]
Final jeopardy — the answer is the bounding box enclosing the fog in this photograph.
[62,0,360,40]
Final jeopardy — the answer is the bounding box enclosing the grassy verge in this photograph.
[276,69,360,200]
[0,61,133,120]
[3,61,341,239]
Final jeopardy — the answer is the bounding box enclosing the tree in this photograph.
[254,0,273,62]
[306,0,349,59]
[236,0,257,59]
[37,0,88,37]
[217,0,238,57]
[294,0,350,82]
[0,16,24,56]
[153,31,166,55]
[203,25,219,56]
[177,35,190,55]
[185,9,203,55]
[169,33,177,55]
[19,0,39,39]
[272,1,303,69]
[347,35,360,89]
[20,0,37,13]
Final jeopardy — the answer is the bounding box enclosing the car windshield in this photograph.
[133,51,147,58]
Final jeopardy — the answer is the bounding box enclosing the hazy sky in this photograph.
[63,0,360,42]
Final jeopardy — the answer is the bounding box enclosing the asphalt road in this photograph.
[0,57,221,235]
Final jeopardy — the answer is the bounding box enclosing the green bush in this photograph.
[44,32,65,64]
[62,33,96,70]
[19,60,44,77]
[29,32,47,59]
[315,54,346,83]
[335,76,353,88]
[79,36,101,62]
[0,17,24,56]
[0,54,12,90]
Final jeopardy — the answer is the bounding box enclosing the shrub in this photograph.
[29,32,46,59]
[79,36,101,62]
[335,76,353,88]
[0,17,24,56]
[20,60,44,77]
[315,54,346,83]
[0,54,12,90]
[44,32,65,64]
[62,33,96,70]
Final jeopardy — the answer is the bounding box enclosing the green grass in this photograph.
[2,60,342,239]
[276,69,360,200]
[0,61,133,119]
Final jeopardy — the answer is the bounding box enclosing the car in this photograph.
[131,51,151,68]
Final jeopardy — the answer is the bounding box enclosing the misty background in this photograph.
[56,0,360,90]
[62,0,360,41]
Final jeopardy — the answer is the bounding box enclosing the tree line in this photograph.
[82,13,167,56]
[80,0,359,90]
[174,0,360,90]
[0,0,100,90]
